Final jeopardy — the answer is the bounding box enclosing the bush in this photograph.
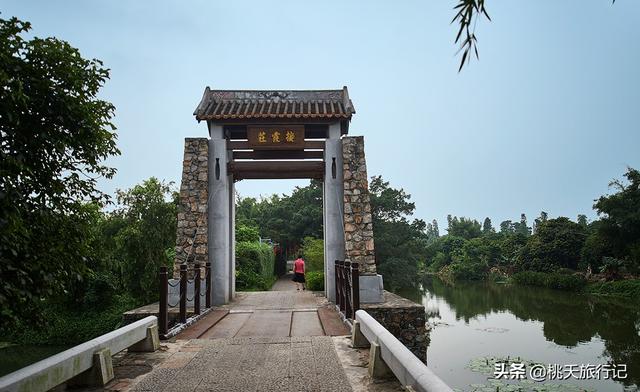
[235,241,276,290]
[306,271,324,291]
[438,261,487,282]
[585,279,640,300]
[300,237,323,271]
[4,294,139,345]
[511,271,586,291]
[236,225,260,243]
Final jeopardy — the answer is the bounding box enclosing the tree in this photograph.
[593,167,640,269]
[482,217,494,234]
[513,213,531,236]
[236,180,323,251]
[517,217,586,272]
[112,178,177,302]
[426,219,440,242]
[446,215,482,239]
[577,214,588,228]
[500,220,514,234]
[370,176,416,222]
[369,176,427,289]
[533,211,548,234]
[0,17,119,327]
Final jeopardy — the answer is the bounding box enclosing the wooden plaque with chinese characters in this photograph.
[247,125,305,150]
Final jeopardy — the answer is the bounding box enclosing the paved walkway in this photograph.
[120,276,356,391]
[130,337,352,392]
[270,273,298,291]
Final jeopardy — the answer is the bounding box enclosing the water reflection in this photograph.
[399,277,640,391]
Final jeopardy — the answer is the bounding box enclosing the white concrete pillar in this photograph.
[323,123,345,302]
[228,166,236,300]
[208,124,231,305]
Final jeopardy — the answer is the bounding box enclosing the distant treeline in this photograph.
[423,168,640,284]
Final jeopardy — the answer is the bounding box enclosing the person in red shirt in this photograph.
[292,254,306,291]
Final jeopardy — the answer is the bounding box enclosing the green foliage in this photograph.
[235,241,276,291]
[511,271,586,291]
[300,237,323,272]
[482,217,494,234]
[0,17,119,329]
[112,178,177,303]
[236,180,322,250]
[440,261,487,281]
[305,271,324,291]
[584,279,640,300]
[5,295,138,345]
[236,224,260,243]
[369,176,428,290]
[593,167,640,271]
[516,218,586,272]
[500,214,531,236]
[446,215,482,239]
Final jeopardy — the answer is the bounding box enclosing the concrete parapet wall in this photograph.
[0,316,158,392]
[355,310,451,392]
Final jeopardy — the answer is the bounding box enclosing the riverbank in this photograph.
[510,271,640,300]
[428,270,640,301]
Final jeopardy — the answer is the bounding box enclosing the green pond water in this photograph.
[0,344,69,377]
[397,278,640,392]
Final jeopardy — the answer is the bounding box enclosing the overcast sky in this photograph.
[4,1,639,230]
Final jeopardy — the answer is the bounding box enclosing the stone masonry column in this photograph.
[208,124,231,305]
[174,138,208,278]
[343,136,384,303]
[323,123,345,302]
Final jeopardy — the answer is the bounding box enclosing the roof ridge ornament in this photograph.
[258,91,290,102]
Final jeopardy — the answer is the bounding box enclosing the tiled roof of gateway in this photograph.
[194,87,355,121]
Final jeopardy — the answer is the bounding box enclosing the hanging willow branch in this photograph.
[452,0,617,71]
[451,0,491,72]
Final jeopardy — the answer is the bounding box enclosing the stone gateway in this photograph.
[174,86,385,305]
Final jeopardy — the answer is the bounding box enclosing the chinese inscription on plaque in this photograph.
[247,126,304,150]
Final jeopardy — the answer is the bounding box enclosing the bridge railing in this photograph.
[158,262,212,337]
[0,316,159,392]
[353,310,453,392]
[334,259,360,319]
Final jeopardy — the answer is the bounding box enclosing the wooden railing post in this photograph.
[344,261,352,318]
[205,262,212,309]
[194,263,201,315]
[334,260,340,309]
[351,262,360,319]
[338,260,345,312]
[159,266,168,337]
[179,264,187,324]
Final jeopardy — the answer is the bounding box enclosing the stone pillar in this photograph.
[208,124,231,305]
[174,138,209,278]
[323,123,345,302]
[343,136,384,303]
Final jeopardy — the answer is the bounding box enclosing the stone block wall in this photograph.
[342,136,377,275]
[174,138,209,277]
[362,291,429,361]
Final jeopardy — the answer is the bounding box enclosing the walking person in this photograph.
[292,254,306,291]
